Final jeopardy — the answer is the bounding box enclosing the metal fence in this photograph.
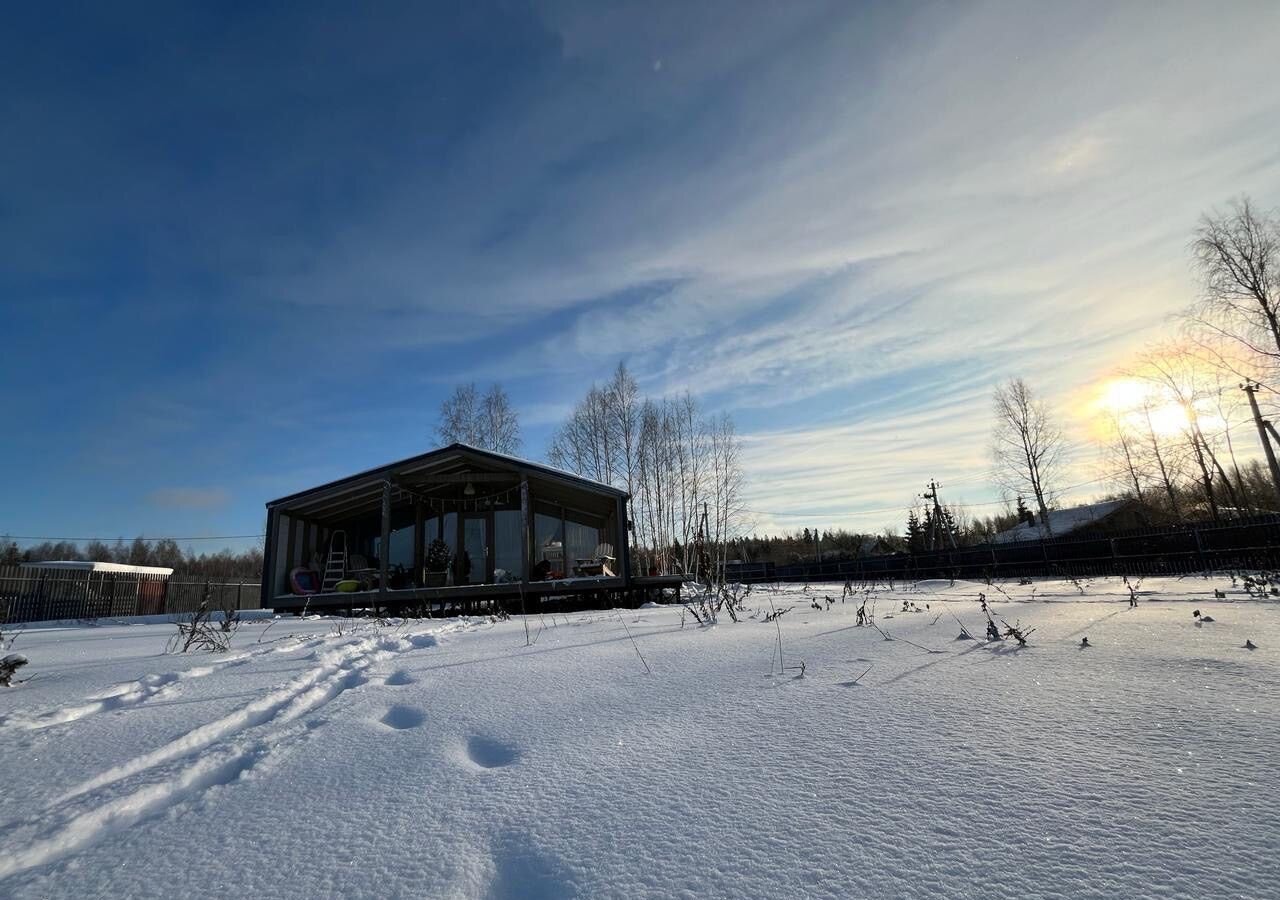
[0,566,261,624]
[751,514,1280,584]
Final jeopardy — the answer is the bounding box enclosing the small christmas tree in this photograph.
[426,539,452,572]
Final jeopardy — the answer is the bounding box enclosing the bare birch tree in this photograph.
[437,383,521,453]
[479,384,521,454]
[546,364,741,577]
[707,413,745,576]
[1100,409,1147,503]
[437,383,481,446]
[1137,398,1184,521]
[992,378,1062,532]
[1189,197,1280,376]
[1139,346,1238,521]
[547,385,615,483]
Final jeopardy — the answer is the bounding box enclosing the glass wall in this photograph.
[357,490,614,588]
[534,509,564,578]
[493,510,522,582]
[565,511,604,571]
[387,524,415,570]
[461,516,487,584]
[420,514,457,580]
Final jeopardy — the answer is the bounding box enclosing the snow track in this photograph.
[0,583,1274,898]
[6,634,330,731]
[0,625,446,882]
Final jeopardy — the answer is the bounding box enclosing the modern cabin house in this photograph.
[262,443,680,615]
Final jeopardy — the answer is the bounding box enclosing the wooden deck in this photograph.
[271,574,685,616]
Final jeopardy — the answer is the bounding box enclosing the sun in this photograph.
[1098,379,1150,414]
[1093,378,1190,438]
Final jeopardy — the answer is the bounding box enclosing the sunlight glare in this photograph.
[1094,378,1191,437]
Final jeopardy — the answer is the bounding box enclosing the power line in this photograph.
[743,474,1115,521]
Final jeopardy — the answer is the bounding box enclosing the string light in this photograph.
[389,480,520,513]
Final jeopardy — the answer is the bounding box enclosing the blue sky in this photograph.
[4,1,1280,552]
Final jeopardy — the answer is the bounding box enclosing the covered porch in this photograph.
[262,444,678,615]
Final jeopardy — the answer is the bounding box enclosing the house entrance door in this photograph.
[461,514,490,584]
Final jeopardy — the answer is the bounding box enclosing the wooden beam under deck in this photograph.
[271,574,684,615]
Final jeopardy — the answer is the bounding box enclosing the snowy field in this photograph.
[0,576,1276,899]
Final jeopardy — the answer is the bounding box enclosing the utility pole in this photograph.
[1242,381,1280,502]
[920,479,958,550]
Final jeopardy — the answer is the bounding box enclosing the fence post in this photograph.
[1192,527,1207,573]
[34,570,47,622]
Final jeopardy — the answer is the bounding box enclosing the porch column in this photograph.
[380,480,391,597]
[413,500,425,586]
[260,507,277,607]
[520,478,530,583]
[617,495,632,582]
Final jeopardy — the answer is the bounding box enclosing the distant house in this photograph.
[10,561,174,619]
[856,535,899,557]
[991,499,1143,544]
[19,560,174,577]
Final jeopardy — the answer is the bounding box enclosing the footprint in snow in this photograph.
[383,669,415,686]
[464,735,519,769]
[380,705,427,730]
[485,830,579,899]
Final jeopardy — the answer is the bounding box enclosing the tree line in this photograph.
[1,536,264,581]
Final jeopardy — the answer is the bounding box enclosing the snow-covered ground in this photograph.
[0,576,1276,899]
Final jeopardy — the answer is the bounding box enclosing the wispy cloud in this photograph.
[5,2,1280,541]
[147,488,230,511]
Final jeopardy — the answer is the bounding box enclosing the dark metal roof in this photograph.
[266,443,627,514]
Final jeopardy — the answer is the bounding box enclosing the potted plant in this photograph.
[424,538,452,587]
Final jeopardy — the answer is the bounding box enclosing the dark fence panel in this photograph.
[0,566,261,624]
[743,514,1280,585]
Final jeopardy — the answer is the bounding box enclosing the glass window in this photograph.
[565,511,604,574]
[534,512,564,578]
[461,516,487,584]
[441,513,457,555]
[421,516,440,564]
[369,524,414,572]
[494,510,522,582]
[420,514,458,579]
[387,524,414,570]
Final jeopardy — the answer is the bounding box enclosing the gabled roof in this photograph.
[266,443,627,516]
[991,499,1130,544]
